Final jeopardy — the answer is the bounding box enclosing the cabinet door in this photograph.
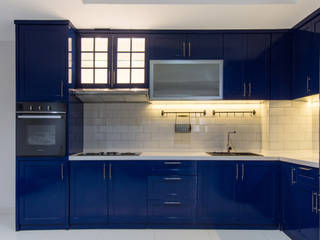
[69,162,108,225]
[246,34,271,99]
[16,24,68,101]
[109,161,148,224]
[18,161,67,226]
[270,33,292,100]
[196,162,238,224]
[237,162,278,225]
[149,34,187,59]
[187,34,223,59]
[223,34,246,99]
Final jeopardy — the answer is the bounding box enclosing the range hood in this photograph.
[70,88,149,103]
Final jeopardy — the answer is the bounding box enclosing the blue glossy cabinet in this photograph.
[223,34,270,100]
[281,162,319,240]
[197,161,238,224]
[270,32,292,100]
[197,161,278,226]
[109,161,148,225]
[236,162,278,225]
[18,161,67,228]
[149,34,223,60]
[15,21,71,101]
[69,162,108,225]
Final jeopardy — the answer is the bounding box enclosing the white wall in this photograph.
[0,40,15,214]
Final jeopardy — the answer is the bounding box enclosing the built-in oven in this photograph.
[16,102,66,157]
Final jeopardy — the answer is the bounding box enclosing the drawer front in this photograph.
[148,199,195,224]
[148,176,197,200]
[297,166,317,178]
[150,161,197,176]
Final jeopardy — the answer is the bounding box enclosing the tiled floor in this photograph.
[0,214,291,240]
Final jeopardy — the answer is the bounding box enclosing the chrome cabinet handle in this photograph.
[61,164,64,181]
[236,164,239,181]
[103,164,106,180]
[307,76,311,92]
[61,80,64,98]
[312,192,318,213]
[291,168,296,185]
[248,82,252,97]
[164,162,181,165]
[243,83,246,97]
[299,167,312,171]
[241,164,245,181]
[164,201,181,205]
[188,41,191,57]
[17,115,62,119]
[163,177,182,181]
[109,163,112,180]
[183,41,186,57]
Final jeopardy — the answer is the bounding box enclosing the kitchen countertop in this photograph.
[69,151,319,168]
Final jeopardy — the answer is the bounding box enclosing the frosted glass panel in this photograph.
[132,38,145,51]
[68,53,72,68]
[117,53,131,68]
[117,69,130,84]
[95,69,108,84]
[68,68,72,84]
[131,69,144,83]
[81,38,94,51]
[118,38,131,52]
[132,53,145,67]
[151,61,222,99]
[95,38,108,51]
[81,69,94,84]
[81,53,94,67]
[68,38,72,51]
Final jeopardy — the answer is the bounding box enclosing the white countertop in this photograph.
[69,151,319,168]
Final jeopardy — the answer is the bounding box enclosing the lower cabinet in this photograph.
[18,161,67,227]
[109,161,148,224]
[197,161,279,226]
[69,162,108,225]
[281,162,319,240]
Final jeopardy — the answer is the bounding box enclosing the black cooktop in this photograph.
[76,152,141,156]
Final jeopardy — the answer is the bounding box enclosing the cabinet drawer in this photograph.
[150,161,197,175]
[297,166,317,178]
[148,176,197,200]
[148,199,195,224]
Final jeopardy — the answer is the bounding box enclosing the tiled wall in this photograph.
[83,102,262,152]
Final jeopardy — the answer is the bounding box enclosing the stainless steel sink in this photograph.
[206,152,263,156]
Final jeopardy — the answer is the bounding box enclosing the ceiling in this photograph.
[0,0,319,41]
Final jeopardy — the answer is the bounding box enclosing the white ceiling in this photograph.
[0,0,319,41]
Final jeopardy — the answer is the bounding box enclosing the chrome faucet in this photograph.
[227,131,237,153]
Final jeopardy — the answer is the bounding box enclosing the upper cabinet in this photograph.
[149,34,223,60]
[292,17,320,98]
[15,21,74,102]
[78,34,148,88]
[223,33,271,100]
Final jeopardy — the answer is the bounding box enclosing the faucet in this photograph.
[227,131,237,153]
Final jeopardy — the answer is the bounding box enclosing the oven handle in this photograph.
[17,115,63,119]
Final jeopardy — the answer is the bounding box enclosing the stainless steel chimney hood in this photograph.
[70,88,149,103]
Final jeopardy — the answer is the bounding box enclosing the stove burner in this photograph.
[77,152,141,156]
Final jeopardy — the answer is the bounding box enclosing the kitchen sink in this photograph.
[206,152,263,156]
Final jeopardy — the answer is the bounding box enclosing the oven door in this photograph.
[16,114,66,157]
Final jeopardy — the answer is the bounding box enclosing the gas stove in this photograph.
[76,152,141,156]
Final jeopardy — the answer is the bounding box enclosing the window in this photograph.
[116,38,145,85]
[68,38,73,84]
[80,37,109,85]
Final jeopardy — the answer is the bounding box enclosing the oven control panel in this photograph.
[16,102,66,113]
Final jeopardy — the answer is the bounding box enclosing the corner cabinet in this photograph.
[18,161,68,229]
[223,33,271,100]
[15,21,75,102]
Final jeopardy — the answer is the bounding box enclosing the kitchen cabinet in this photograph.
[109,161,148,224]
[15,21,72,101]
[197,161,238,224]
[236,161,278,225]
[223,34,270,100]
[270,32,292,100]
[293,22,319,98]
[281,162,319,240]
[149,34,223,60]
[147,160,197,224]
[197,161,278,226]
[69,162,108,225]
[18,161,67,227]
